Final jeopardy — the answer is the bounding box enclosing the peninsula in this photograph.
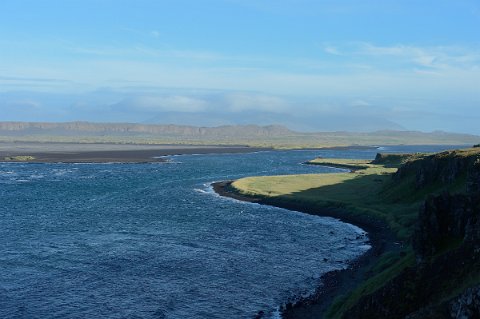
[214,147,480,318]
[0,142,267,163]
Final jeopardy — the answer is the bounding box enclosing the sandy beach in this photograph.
[212,181,398,319]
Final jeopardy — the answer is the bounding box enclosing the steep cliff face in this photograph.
[346,240,480,318]
[467,159,480,193]
[393,150,480,189]
[406,151,480,261]
[344,149,480,318]
[1,121,480,146]
[0,121,294,138]
[413,192,479,260]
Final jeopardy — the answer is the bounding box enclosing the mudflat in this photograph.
[0,142,269,163]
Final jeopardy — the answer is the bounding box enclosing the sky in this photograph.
[0,0,479,133]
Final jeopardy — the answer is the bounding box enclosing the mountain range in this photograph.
[0,121,478,148]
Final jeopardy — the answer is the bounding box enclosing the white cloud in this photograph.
[413,68,441,76]
[120,95,209,113]
[2,40,480,111]
[68,44,228,63]
[6,99,41,109]
[150,30,161,38]
[355,42,480,70]
[350,99,371,107]
[412,55,436,68]
[224,93,289,112]
[324,45,342,55]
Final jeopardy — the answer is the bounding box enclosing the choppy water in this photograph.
[0,145,463,318]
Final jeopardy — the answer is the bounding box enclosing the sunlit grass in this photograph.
[3,155,36,161]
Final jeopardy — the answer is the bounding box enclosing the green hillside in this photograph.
[229,147,480,318]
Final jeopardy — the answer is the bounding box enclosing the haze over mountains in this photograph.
[2,1,480,135]
[1,89,409,132]
[1,121,478,148]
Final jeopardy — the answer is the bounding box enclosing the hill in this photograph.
[0,121,478,148]
[220,147,480,318]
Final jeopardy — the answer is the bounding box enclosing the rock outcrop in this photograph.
[393,150,480,189]
[413,192,479,260]
[450,285,480,319]
[344,149,480,318]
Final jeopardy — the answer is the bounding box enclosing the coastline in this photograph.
[212,181,398,319]
[0,143,270,163]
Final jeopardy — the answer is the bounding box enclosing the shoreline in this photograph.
[0,144,271,163]
[212,181,399,319]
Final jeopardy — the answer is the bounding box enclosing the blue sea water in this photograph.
[0,145,464,318]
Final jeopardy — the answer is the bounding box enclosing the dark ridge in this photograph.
[1,121,479,147]
[346,148,480,318]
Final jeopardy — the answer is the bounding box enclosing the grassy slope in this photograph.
[233,155,422,240]
[232,152,466,240]
[230,150,480,317]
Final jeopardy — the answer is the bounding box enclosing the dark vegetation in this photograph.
[341,148,480,318]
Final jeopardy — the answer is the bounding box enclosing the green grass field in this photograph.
[231,151,469,240]
[232,158,418,239]
[3,155,36,161]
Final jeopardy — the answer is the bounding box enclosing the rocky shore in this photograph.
[212,181,399,319]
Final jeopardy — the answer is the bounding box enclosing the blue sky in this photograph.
[1,0,479,133]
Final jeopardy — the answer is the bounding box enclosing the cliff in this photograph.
[214,147,480,318]
[0,121,293,137]
[0,121,479,147]
[344,148,480,318]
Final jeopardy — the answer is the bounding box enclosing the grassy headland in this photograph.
[2,155,36,161]
[232,153,428,240]
[219,148,480,318]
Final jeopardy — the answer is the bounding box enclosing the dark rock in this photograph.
[343,150,480,318]
[466,159,480,193]
[393,150,480,191]
[450,285,480,318]
[413,192,472,261]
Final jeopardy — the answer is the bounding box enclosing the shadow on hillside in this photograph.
[258,167,420,241]
[276,169,390,202]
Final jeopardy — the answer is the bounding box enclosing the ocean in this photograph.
[0,145,462,318]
